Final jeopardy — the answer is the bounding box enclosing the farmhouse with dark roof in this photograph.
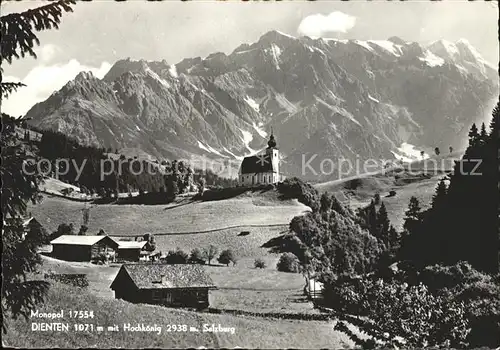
[238,130,286,186]
[50,235,119,262]
[110,264,217,309]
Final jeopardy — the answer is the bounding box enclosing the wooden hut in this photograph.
[110,264,217,309]
[50,235,118,262]
[116,240,148,262]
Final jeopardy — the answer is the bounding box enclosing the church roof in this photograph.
[240,154,275,174]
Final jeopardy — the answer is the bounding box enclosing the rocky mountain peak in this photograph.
[256,30,297,48]
[387,36,407,46]
[24,31,498,180]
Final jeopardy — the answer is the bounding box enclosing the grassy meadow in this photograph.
[39,255,314,314]
[28,192,309,236]
[147,225,287,267]
[3,282,354,349]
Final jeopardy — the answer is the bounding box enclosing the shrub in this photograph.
[203,245,218,265]
[197,178,206,195]
[188,248,205,264]
[143,233,156,252]
[218,249,237,266]
[254,259,266,269]
[165,248,188,264]
[331,277,470,348]
[419,262,500,347]
[374,193,381,205]
[277,177,319,211]
[286,210,383,276]
[277,253,300,273]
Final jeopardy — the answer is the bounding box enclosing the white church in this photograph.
[238,131,286,186]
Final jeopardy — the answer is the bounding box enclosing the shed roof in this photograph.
[50,235,117,246]
[117,241,148,249]
[112,264,216,290]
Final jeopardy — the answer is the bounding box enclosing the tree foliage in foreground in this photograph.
[332,277,469,349]
[1,0,76,333]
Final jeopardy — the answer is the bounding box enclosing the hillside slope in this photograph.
[28,189,310,236]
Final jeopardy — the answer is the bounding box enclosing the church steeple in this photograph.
[267,127,277,149]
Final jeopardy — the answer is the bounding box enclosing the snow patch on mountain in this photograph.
[368,94,380,103]
[456,38,488,64]
[323,38,348,44]
[428,40,459,60]
[252,121,267,138]
[238,127,254,148]
[197,141,227,157]
[270,44,282,70]
[169,64,178,78]
[330,123,341,138]
[276,30,296,39]
[244,96,260,112]
[440,40,459,57]
[419,50,445,67]
[197,141,210,153]
[145,67,170,88]
[275,93,298,114]
[368,40,403,56]
[354,40,373,52]
[391,142,430,163]
[317,98,362,127]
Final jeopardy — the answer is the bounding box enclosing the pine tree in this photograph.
[1,0,76,333]
[320,192,333,212]
[403,196,422,235]
[489,103,499,139]
[431,179,448,209]
[479,122,488,144]
[376,203,391,246]
[468,123,479,147]
[388,225,399,250]
[77,225,88,236]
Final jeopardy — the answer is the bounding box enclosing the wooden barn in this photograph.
[50,235,119,262]
[116,241,149,262]
[110,264,217,309]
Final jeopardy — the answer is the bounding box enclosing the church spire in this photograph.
[267,127,277,148]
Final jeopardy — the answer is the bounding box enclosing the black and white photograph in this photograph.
[1,0,499,348]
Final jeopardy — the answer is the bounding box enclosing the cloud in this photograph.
[39,44,59,63]
[3,60,112,117]
[297,11,356,38]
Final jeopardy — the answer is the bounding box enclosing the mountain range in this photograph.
[25,30,498,180]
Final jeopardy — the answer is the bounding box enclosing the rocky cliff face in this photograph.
[26,31,498,180]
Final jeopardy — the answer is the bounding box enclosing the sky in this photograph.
[2,0,498,117]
